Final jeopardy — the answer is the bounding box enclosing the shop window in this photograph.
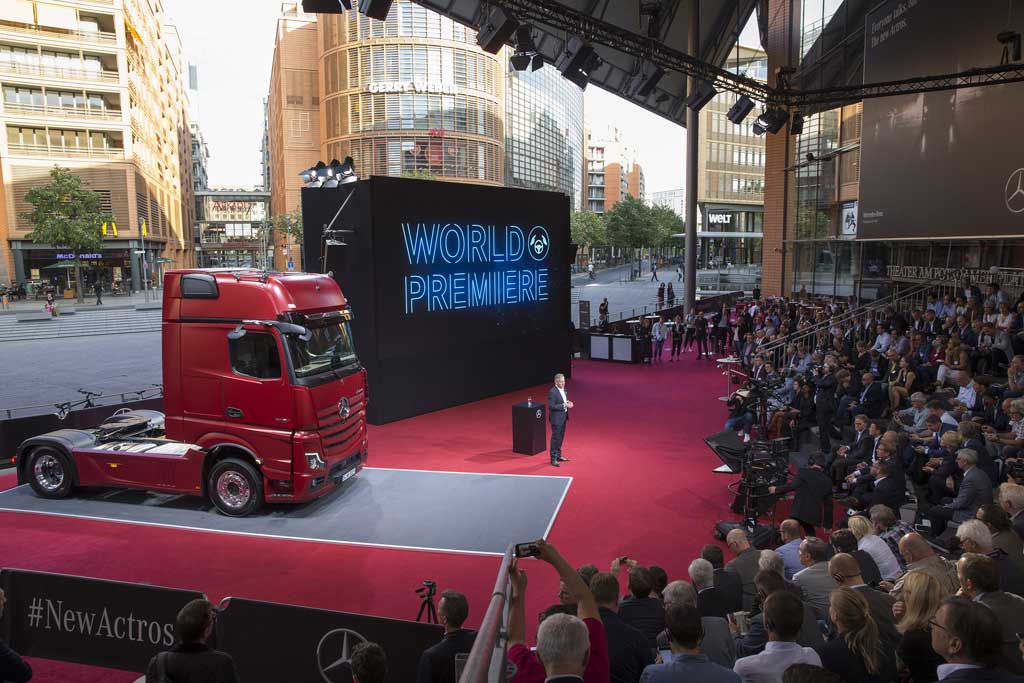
[229,332,281,379]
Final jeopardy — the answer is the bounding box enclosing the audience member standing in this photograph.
[695,314,710,359]
[614,561,666,649]
[690,558,730,619]
[725,530,761,612]
[670,315,684,361]
[548,373,573,467]
[702,545,744,616]
[768,454,832,537]
[732,592,821,683]
[415,590,476,683]
[652,316,667,364]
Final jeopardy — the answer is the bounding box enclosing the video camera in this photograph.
[415,580,437,597]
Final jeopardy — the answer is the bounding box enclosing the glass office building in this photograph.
[505,64,584,210]
[315,0,583,203]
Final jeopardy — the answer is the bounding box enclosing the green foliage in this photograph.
[401,169,438,181]
[650,204,685,247]
[604,195,660,247]
[570,211,607,246]
[270,208,304,245]
[21,166,112,303]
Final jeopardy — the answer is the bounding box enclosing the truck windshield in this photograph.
[287,319,358,378]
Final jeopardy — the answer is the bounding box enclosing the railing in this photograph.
[6,143,124,159]
[0,61,119,83]
[0,22,118,46]
[458,544,513,683]
[0,384,162,421]
[757,279,950,368]
[2,101,123,122]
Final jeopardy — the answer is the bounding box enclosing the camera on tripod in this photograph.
[415,580,438,623]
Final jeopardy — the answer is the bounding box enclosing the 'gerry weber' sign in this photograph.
[367,81,459,94]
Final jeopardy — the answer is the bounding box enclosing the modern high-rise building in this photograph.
[0,0,195,289]
[695,45,766,267]
[584,126,644,215]
[266,1,585,270]
[651,188,685,219]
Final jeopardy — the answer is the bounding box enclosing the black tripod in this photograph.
[416,580,438,624]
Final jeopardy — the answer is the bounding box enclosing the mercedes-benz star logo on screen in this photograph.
[528,225,550,261]
[339,397,350,419]
[1006,168,1024,214]
[316,628,368,683]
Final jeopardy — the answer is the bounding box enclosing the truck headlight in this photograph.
[305,452,326,470]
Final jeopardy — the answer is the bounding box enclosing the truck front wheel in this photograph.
[26,446,75,499]
[208,458,263,517]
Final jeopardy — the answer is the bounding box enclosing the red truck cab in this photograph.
[16,268,368,517]
[162,269,368,514]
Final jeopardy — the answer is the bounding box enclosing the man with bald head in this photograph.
[881,532,959,600]
[725,530,760,611]
[827,553,900,653]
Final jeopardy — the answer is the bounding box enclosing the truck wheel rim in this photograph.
[34,454,64,492]
[216,472,250,509]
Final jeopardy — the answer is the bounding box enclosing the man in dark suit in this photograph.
[587,572,653,683]
[831,415,876,483]
[701,545,743,615]
[690,558,730,619]
[0,589,30,683]
[852,372,886,419]
[861,461,906,515]
[548,373,572,467]
[958,554,1024,675]
[931,597,1024,683]
[828,553,901,653]
[769,452,832,536]
[145,599,239,683]
[725,529,761,611]
[415,590,476,683]
[926,449,994,536]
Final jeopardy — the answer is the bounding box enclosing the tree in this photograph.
[21,166,111,304]
[401,169,438,181]
[650,204,685,248]
[269,208,304,270]
[570,210,607,247]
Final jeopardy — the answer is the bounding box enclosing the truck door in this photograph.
[221,329,295,434]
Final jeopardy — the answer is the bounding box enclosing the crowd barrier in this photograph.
[0,397,164,469]
[599,290,745,336]
[0,568,443,682]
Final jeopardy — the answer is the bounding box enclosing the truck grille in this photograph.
[316,396,365,458]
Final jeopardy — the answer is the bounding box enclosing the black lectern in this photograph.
[512,401,547,455]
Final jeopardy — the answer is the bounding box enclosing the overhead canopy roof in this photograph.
[411,0,759,127]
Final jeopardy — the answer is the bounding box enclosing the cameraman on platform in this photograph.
[812,359,839,456]
[768,453,832,537]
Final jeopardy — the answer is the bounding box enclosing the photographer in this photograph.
[768,453,832,537]
[812,360,839,455]
[507,540,609,683]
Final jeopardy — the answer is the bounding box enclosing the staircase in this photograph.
[0,308,161,343]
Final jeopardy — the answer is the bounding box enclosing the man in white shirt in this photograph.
[732,591,819,683]
[870,324,891,353]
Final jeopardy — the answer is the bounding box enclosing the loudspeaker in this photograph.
[358,0,393,20]
[301,0,351,13]
[628,62,665,99]
[557,36,601,90]
[476,7,519,54]
[683,81,717,111]
[705,430,748,473]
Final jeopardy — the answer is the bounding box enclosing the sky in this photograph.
[165,0,760,192]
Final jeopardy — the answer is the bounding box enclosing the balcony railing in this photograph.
[3,102,123,122]
[0,22,117,46]
[7,143,124,159]
[0,61,119,83]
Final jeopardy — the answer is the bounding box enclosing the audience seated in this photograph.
[703,545,744,615]
[847,516,903,582]
[894,571,948,683]
[658,580,736,669]
[955,520,1024,596]
[588,572,654,683]
[956,554,1024,675]
[829,529,882,587]
[775,520,805,581]
[639,604,740,683]
[976,504,1024,573]
[792,538,838,621]
[691,558,730,620]
[732,570,823,658]
[733,591,822,683]
[814,587,897,683]
[930,597,1024,682]
[351,642,388,683]
[826,554,900,654]
[868,505,913,570]
[884,532,960,599]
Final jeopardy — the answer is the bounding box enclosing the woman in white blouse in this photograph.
[848,514,903,581]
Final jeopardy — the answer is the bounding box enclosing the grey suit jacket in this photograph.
[793,562,838,621]
[657,616,737,669]
[725,548,761,611]
[949,466,994,522]
[979,591,1024,674]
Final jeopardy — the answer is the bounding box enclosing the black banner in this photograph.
[578,300,591,329]
[0,569,205,672]
[1,398,164,469]
[215,597,444,683]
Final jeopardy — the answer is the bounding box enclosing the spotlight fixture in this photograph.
[790,112,804,135]
[752,107,790,135]
[357,0,393,21]
[726,95,755,124]
[477,6,519,54]
[531,54,544,71]
[510,25,537,71]
[556,35,602,90]
[683,80,717,111]
[627,61,665,99]
[298,157,358,188]
[300,0,352,13]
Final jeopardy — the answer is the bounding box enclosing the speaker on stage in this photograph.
[705,430,748,473]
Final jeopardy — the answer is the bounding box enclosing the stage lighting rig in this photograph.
[752,108,789,135]
[300,0,351,13]
[510,25,539,71]
[557,35,602,90]
[683,80,717,111]
[477,6,519,54]
[299,157,358,188]
[358,0,393,21]
[999,30,1022,64]
[628,60,665,99]
[726,95,755,124]
[790,112,804,135]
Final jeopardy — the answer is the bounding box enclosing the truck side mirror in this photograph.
[227,325,246,341]
[277,322,312,342]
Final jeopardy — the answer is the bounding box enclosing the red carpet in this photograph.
[0,355,746,681]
